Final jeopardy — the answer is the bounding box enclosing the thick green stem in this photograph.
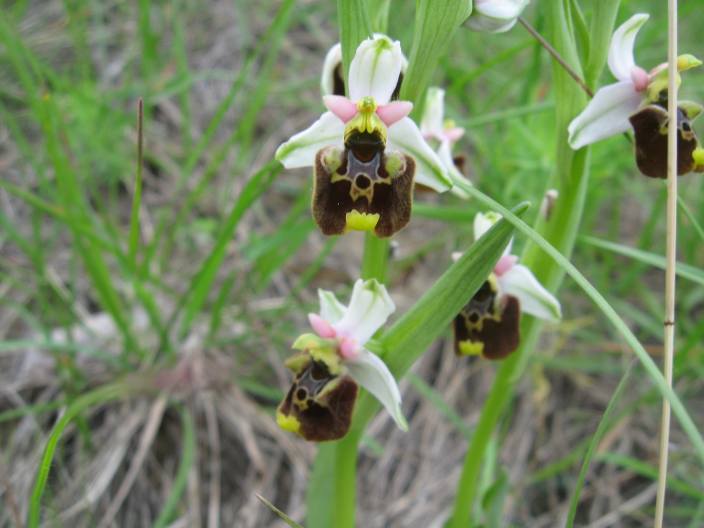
[330,234,389,528]
[447,2,590,526]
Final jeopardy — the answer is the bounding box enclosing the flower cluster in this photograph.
[453,213,561,359]
[568,14,703,178]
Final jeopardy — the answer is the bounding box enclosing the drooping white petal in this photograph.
[499,264,562,321]
[333,279,395,345]
[388,117,451,192]
[275,112,345,168]
[608,13,649,82]
[318,289,347,325]
[567,81,642,149]
[438,140,471,199]
[421,87,446,138]
[345,348,408,431]
[348,36,403,104]
[321,43,342,96]
[467,0,529,33]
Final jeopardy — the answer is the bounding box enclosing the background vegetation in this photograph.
[0,0,702,526]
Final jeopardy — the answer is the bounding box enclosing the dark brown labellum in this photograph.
[454,279,521,360]
[629,104,699,178]
[277,358,358,442]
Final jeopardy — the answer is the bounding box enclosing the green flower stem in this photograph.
[331,234,389,528]
[361,233,390,282]
[447,1,590,525]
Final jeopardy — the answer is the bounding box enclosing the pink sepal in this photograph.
[494,255,518,277]
[631,66,650,92]
[443,127,465,143]
[323,95,358,123]
[376,101,413,127]
[308,313,337,338]
[338,336,359,359]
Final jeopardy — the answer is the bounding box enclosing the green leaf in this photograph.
[152,407,196,528]
[584,0,622,89]
[354,204,524,432]
[337,0,372,86]
[400,0,472,107]
[566,360,634,527]
[582,235,704,287]
[177,161,282,338]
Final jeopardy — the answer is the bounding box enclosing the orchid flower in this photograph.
[420,87,472,198]
[568,14,702,156]
[276,35,451,238]
[277,279,407,441]
[453,212,561,360]
[466,0,530,34]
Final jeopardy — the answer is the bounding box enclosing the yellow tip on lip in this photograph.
[345,210,380,232]
[458,340,484,357]
[276,411,301,434]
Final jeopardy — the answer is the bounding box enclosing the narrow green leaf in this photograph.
[28,383,130,527]
[128,99,144,268]
[400,0,472,107]
[337,0,372,84]
[152,407,195,528]
[177,161,281,337]
[584,0,621,89]
[582,235,704,287]
[566,361,634,527]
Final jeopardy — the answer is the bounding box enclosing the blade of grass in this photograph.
[152,406,195,528]
[581,235,704,287]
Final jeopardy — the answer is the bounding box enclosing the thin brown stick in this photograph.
[518,17,594,98]
[654,1,678,526]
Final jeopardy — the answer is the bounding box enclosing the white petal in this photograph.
[348,36,403,104]
[467,0,529,33]
[608,13,649,82]
[333,279,395,345]
[474,211,513,255]
[421,87,446,138]
[473,211,501,240]
[345,349,407,431]
[318,289,346,324]
[437,140,472,199]
[388,117,451,192]
[321,43,342,96]
[499,264,562,321]
[567,81,642,149]
[275,112,344,168]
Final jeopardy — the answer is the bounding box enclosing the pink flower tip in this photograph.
[308,313,337,338]
[494,255,518,277]
[376,101,413,127]
[443,127,465,144]
[323,95,358,123]
[338,336,359,360]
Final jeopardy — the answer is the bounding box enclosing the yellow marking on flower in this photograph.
[458,340,484,356]
[276,411,301,434]
[677,54,702,72]
[345,210,380,232]
[693,147,704,171]
[344,96,387,146]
